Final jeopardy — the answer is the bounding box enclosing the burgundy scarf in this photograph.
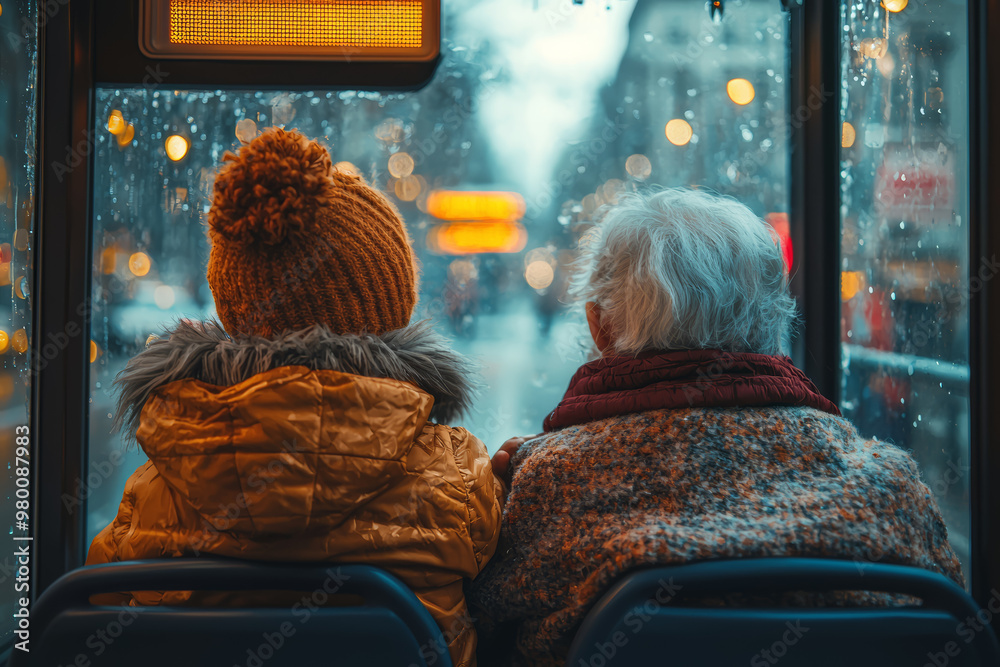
[543,349,840,432]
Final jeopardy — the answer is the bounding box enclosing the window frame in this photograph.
[32,2,1000,637]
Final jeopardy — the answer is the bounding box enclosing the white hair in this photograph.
[572,188,796,356]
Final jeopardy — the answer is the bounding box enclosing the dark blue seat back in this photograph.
[8,559,452,667]
[566,558,1000,667]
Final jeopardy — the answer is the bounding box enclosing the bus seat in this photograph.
[565,558,1000,667]
[8,559,451,667]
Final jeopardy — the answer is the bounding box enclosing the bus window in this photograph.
[0,0,38,646]
[86,0,790,545]
[839,0,971,583]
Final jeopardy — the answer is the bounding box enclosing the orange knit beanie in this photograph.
[207,128,418,338]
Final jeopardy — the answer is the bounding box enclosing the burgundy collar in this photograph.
[543,349,840,432]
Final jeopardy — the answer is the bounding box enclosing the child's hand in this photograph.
[491,434,542,486]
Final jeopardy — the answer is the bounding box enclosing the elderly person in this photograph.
[471,188,963,667]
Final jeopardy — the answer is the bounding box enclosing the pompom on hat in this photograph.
[207,128,418,338]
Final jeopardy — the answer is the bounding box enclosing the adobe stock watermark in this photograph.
[234,567,352,667]
[574,577,683,667]
[750,620,810,666]
[923,588,1000,667]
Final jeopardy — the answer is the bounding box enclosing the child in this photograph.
[87,128,504,667]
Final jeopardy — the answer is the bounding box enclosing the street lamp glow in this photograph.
[665,119,693,146]
[726,78,755,105]
[165,135,189,161]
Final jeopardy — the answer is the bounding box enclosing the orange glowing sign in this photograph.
[141,0,440,61]
[427,221,527,255]
[426,190,526,222]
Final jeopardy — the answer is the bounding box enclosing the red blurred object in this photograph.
[874,143,956,225]
[766,212,793,273]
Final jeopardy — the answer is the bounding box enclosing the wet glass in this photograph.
[0,0,38,647]
[86,0,790,544]
[839,0,972,583]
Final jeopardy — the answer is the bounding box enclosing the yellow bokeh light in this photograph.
[117,123,135,148]
[525,260,555,290]
[0,262,10,287]
[625,154,652,180]
[129,252,151,277]
[427,221,527,255]
[107,110,126,135]
[726,78,755,105]
[842,122,856,148]
[13,275,25,300]
[665,119,693,146]
[387,152,415,178]
[0,330,8,354]
[883,0,907,12]
[842,271,865,301]
[859,38,888,59]
[165,135,189,161]
[12,329,27,354]
[0,375,12,404]
[100,247,117,274]
[427,191,526,222]
[90,340,99,364]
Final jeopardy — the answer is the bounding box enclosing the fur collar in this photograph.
[113,319,477,438]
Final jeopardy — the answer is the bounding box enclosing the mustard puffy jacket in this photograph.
[87,321,504,667]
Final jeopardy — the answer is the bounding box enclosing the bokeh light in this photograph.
[165,135,189,161]
[876,52,896,78]
[235,119,258,144]
[388,152,415,178]
[726,78,755,105]
[858,38,888,59]
[394,175,421,201]
[842,271,865,301]
[374,118,405,143]
[12,329,27,354]
[116,123,135,148]
[525,260,555,290]
[107,110,126,135]
[883,0,907,12]
[129,252,151,277]
[0,330,9,354]
[842,122,856,148]
[154,285,176,309]
[625,154,652,180]
[665,119,693,146]
[427,191,526,221]
[90,340,99,364]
